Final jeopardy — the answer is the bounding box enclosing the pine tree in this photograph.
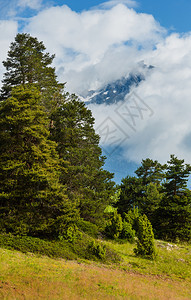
[1,33,63,113]
[135,158,166,186]
[116,176,143,216]
[50,95,115,224]
[163,154,191,196]
[0,86,77,236]
[156,193,191,241]
[142,182,162,224]
[156,155,191,241]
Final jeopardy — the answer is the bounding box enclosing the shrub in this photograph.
[120,221,135,243]
[134,215,156,259]
[88,240,106,260]
[0,233,77,259]
[59,224,82,243]
[76,219,99,238]
[124,207,140,232]
[105,211,123,239]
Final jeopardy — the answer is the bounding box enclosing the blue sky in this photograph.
[1,0,191,184]
[1,0,191,32]
[61,0,191,33]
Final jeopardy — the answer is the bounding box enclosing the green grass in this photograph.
[0,235,191,299]
[0,246,191,300]
[106,239,191,280]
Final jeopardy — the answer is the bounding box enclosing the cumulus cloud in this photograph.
[1,1,191,166]
[24,3,165,93]
[89,32,191,165]
[127,33,191,164]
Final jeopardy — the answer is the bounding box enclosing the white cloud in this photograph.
[18,0,42,10]
[1,1,191,166]
[97,0,138,9]
[89,32,191,165]
[127,33,191,164]
[24,3,165,93]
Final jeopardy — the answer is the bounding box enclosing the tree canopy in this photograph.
[50,95,115,224]
[0,86,77,236]
[0,33,115,237]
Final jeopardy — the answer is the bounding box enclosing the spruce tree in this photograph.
[0,86,77,236]
[50,95,115,224]
[134,214,156,259]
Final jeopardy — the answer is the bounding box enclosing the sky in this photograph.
[1,0,191,183]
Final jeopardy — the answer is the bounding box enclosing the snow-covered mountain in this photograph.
[80,62,153,105]
[78,62,154,183]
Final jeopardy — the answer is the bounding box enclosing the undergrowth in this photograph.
[0,233,121,263]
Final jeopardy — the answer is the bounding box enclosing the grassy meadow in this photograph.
[0,239,191,300]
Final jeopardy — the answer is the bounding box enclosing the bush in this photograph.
[0,233,76,259]
[124,207,140,232]
[120,221,135,243]
[76,219,99,238]
[59,224,82,243]
[0,232,121,263]
[105,211,123,239]
[134,215,156,259]
[88,240,106,260]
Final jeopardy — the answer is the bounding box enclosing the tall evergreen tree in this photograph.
[1,33,63,113]
[50,95,115,224]
[163,154,191,196]
[0,86,77,236]
[156,155,191,241]
[135,158,166,186]
[116,176,143,217]
[156,193,191,241]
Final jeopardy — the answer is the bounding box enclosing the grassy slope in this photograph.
[0,240,191,300]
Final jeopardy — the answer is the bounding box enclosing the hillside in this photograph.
[0,239,191,300]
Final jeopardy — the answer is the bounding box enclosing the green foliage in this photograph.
[0,33,115,241]
[50,96,115,224]
[0,234,77,259]
[156,193,191,242]
[124,207,140,232]
[155,155,191,242]
[105,211,123,239]
[59,224,82,243]
[0,233,121,263]
[134,215,156,259]
[88,240,106,260]
[142,183,162,223]
[116,176,143,216]
[0,86,77,237]
[119,221,135,243]
[163,154,191,197]
[0,33,64,113]
[76,219,99,238]
[135,158,166,186]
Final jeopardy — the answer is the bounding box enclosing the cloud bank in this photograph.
[1,1,191,166]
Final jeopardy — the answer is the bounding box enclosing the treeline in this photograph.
[0,33,115,238]
[115,157,191,242]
